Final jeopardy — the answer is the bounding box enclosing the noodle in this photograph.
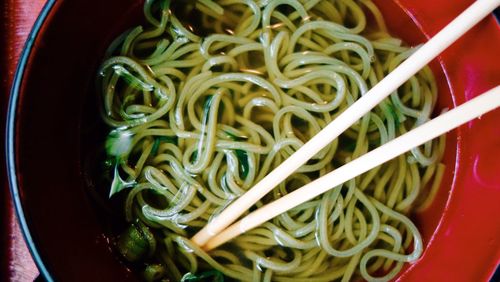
[98,0,446,281]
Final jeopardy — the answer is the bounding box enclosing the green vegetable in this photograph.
[203,95,214,114]
[105,130,134,157]
[225,130,247,141]
[190,150,198,163]
[116,223,155,262]
[235,149,249,179]
[181,270,224,282]
[151,135,178,155]
[143,264,166,282]
[109,160,136,197]
[105,130,137,199]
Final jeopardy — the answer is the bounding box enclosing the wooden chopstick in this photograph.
[203,86,500,250]
[191,0,500,248]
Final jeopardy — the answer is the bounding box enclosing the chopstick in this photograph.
[203,85,500,250]
[191,0,500,247]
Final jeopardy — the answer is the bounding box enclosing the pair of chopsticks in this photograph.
[192,0,500,251]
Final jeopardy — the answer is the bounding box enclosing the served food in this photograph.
[98,0,445,281]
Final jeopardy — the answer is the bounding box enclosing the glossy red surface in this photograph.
[4,0,500,281]
[1,1,45,281]
[375,0,500,281]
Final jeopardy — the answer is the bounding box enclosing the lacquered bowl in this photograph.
[6,0,500,281]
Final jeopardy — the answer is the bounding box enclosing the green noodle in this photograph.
[98,0,446,281]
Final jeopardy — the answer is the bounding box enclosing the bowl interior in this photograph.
[11,0,143,280]
[8,0,500,281]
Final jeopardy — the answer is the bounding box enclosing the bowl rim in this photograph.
[5,0,56,281]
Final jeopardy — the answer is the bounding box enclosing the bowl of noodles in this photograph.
[6,0,500,281]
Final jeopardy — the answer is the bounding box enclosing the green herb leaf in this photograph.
[225,130,248,141]
[105,130,134,157]
[109,161,136,197]
[143,264,166,282]
[151,135,178,155]
[203,95,214,115]
[190,150,198,163]
[235,149,249,180]
[181,270,224,282]
[117,224,149,262]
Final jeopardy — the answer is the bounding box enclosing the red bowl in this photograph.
[6,0,500,281]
